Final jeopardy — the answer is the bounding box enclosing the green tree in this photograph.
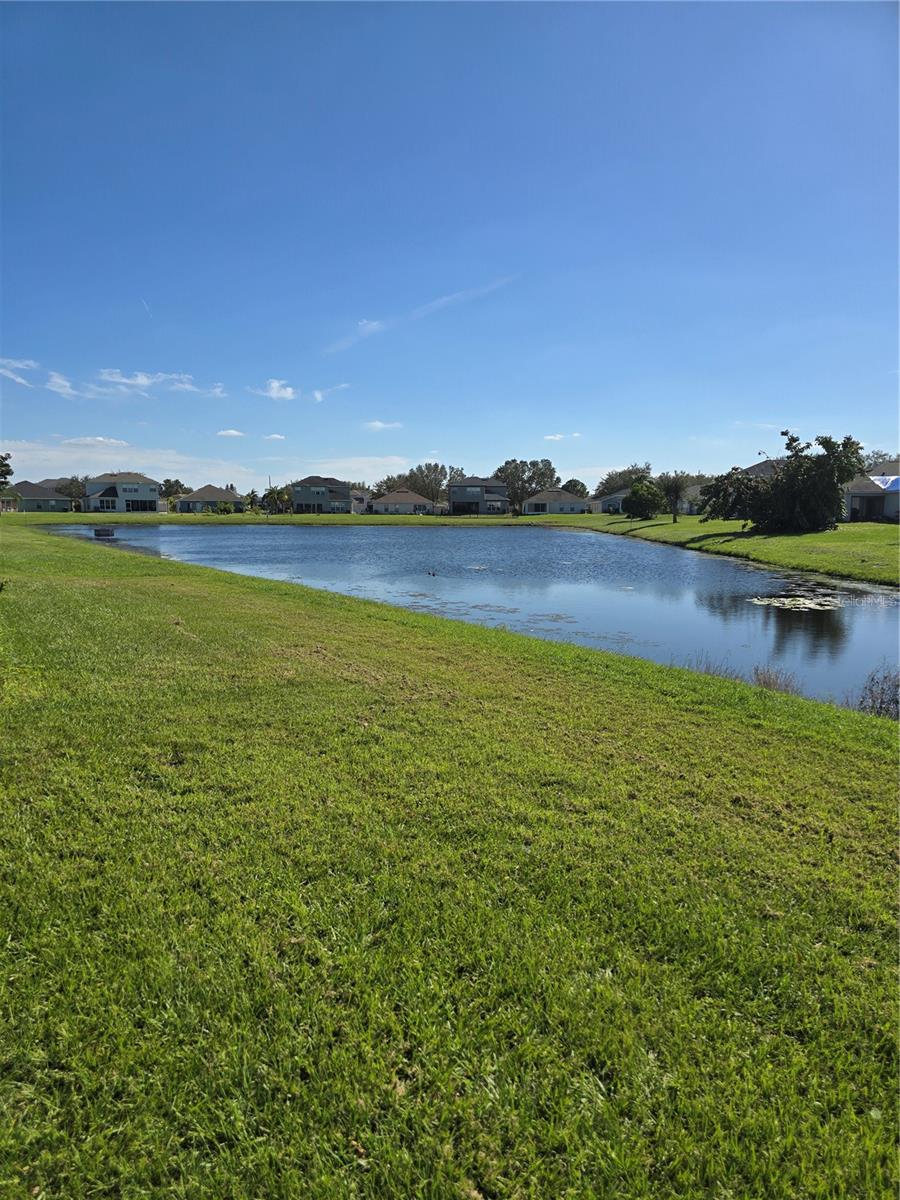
[55,475,89,502]
[245,488,260,508]
[215,502,235,515]
[161,478,190,498]
[561,478,588,498]
[862,450,898,473]
[701,430,864,533]
[447,466,466,486]
[622,479,664,520]
[493,459,561,512]
[405,462,448,504]
[592,462,652,499]
[656,471,691,523]
[262,485,292,514]
[372,473,410,497]
[0,453,12,485]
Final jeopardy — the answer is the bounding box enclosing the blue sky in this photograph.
[1,2,896,491]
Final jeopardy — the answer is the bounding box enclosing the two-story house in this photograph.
[83,473,165,513]
[447,477,509,516]
[291,476,352,514]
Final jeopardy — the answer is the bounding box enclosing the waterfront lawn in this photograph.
[0,524,896,1198]
[541,513,900,586]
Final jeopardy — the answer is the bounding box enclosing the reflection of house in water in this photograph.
[694,589,849,658]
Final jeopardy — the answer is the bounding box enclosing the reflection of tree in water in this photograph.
[695,590,848,659]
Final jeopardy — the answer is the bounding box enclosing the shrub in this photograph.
[752,665,800,694]
[855,666,899,720]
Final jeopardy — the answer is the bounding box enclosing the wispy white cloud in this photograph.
[0,358,40,387]
[325,320,387,354]
[544,432,581,441]
[217,429,245,438]
[96,369,225,398]
[46,372,80,399]
[263,433,286,440]
[326,276,514,353]
[62,436,130,447]
[248,378,297,401]
[140,298,153,319]
[364,420,403,432]
[312,383,350,404]
[410,276,515,320]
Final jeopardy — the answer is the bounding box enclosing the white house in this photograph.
[371,488,434,515]
[589,488,630,514]
[844,460,900,522]
[522,488,588,515]
[83,473,165,513]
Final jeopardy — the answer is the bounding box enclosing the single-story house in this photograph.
[371,488,434,515]
[523,488,588,515]
[176,485,245,513]
[680,484,705,515]
[83,473,165,513]
[0,480,73,513]
[589,488,630,514]
[448,477,510,515]
[291,476,352,514]
[844,460,900,522]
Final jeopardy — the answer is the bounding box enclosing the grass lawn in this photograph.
[0,524,896,1198]
[6,510,898,586]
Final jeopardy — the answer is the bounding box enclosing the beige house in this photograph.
[523,488,588,515]
[371,488,434,515]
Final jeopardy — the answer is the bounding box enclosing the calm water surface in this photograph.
[54,523,898,702]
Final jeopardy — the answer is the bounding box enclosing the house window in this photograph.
[531,503,547,514]
[99,498,116,511]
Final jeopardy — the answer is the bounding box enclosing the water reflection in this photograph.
[695,589,849,658]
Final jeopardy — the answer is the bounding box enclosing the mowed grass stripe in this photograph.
[0,524,896,1198]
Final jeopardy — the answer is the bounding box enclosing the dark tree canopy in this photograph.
[493,459,561,511]
[405,463,448,503]
[0,452,12,484]
[55,475,89,501]
[593,462,651,499]
[161,478,190,498]
[622,479,664,520]
[561,478,588,498]
[700,430,864,533]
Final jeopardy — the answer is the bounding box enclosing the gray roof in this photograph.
[595,488,631,501]
[741,458,784,478]
[526,488,585,504]
[6,480,70,500]
[294,475,348,487]
[87,472,161,485]
[180,485,244,502]
[452,477,507,488]
[373,489,433,506]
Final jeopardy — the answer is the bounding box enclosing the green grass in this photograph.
[0,524,896,1198]
[5,509,898,586]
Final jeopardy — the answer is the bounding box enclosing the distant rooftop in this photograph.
[87,472,161,485]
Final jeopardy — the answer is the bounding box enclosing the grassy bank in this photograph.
[537,513,900,586]
[0,524,895,1197]
[5,509,898,585]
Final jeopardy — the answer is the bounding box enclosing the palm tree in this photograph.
[656,471,690,523]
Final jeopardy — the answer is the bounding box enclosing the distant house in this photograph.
[589,488,630,514]
[523,488,588,515]
[176,485,245,513]
[351,488,372,514]
[740,458,784,479]
[844,460,900,522]
[371,489,434,515]
[83,473,165,513]
[0,481,73,513]
[681,484,705,515]
[291,476,352,514]
[448,477,509,516]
